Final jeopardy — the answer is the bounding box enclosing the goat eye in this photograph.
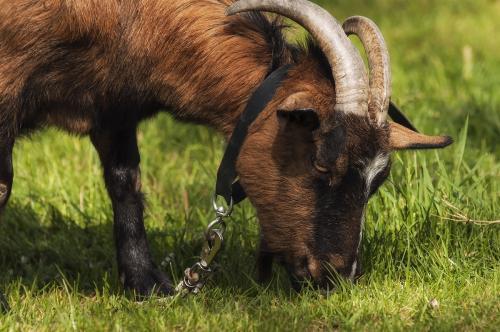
[313,159,330,173]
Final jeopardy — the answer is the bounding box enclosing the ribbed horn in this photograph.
[343,16,391,124]
[227,0,369,116]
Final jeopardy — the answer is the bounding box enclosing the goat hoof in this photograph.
[123,267,174,299]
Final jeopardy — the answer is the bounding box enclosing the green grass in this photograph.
[1,0,499,330]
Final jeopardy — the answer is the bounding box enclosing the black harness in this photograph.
[215,64,292,206]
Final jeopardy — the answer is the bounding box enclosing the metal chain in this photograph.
[175,195,233,296]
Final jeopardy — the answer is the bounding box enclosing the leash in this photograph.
[175,64,292,295]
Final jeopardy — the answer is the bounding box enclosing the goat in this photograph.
[0,0,452,295]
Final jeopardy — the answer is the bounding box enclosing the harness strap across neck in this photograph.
[215,64,292,205]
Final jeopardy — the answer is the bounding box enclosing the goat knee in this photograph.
[105,167,141,202]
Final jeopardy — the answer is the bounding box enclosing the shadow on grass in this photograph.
[0,202,117,294]
[0,202,291,299]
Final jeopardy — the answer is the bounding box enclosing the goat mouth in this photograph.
[288,272,340,294]
[287,272,313,292]
[283,262,330,292]
[284,261,363,292]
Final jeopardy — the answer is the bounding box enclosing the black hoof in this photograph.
[123,268,174,299]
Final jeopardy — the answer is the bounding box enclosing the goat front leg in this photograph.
[0,138,14,211]
[256,234,274,283]
[91,128,173,297]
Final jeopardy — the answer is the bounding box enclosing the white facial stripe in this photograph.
[362,153,389,197]
[349,260,357,281]
[358,209,365,253]
[349,155,388,281]
[351,209,365,281]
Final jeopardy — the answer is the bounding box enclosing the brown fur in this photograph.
[0,0,293,137]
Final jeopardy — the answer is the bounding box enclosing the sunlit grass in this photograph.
[1,0,499,330]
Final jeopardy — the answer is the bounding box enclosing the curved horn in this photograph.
[343,16,391,124]
[227,0,369,116]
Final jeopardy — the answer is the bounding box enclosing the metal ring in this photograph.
[183,277,196,289]
[212,194,233,217]
[193,262,212,273]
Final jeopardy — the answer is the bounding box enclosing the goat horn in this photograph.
[343,16,391,124]
[227,0,369,116]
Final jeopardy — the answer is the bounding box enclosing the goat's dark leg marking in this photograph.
[0,138,14,211]
[91,128,173,297]
[256,235,274,283]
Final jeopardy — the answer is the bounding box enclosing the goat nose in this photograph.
[327,254,349,273]
[317,254,361,283]
[286,256,318,291]
[288,255,360,291]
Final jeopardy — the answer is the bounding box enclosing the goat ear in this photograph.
[277,92,320,131]
[277,109,320,131]
[389,122,453,150]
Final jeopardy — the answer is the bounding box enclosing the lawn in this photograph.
[1,0,499,330]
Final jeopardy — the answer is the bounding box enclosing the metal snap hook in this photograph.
[212,194,233,217]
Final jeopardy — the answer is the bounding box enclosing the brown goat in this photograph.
[0,0,451,295]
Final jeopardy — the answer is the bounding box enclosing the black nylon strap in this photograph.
[230,180,247,204]
[216,65,292,205]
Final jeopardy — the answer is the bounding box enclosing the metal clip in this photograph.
[212,194,233,217]
[200,227,224,267]
[175,194,233,296]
